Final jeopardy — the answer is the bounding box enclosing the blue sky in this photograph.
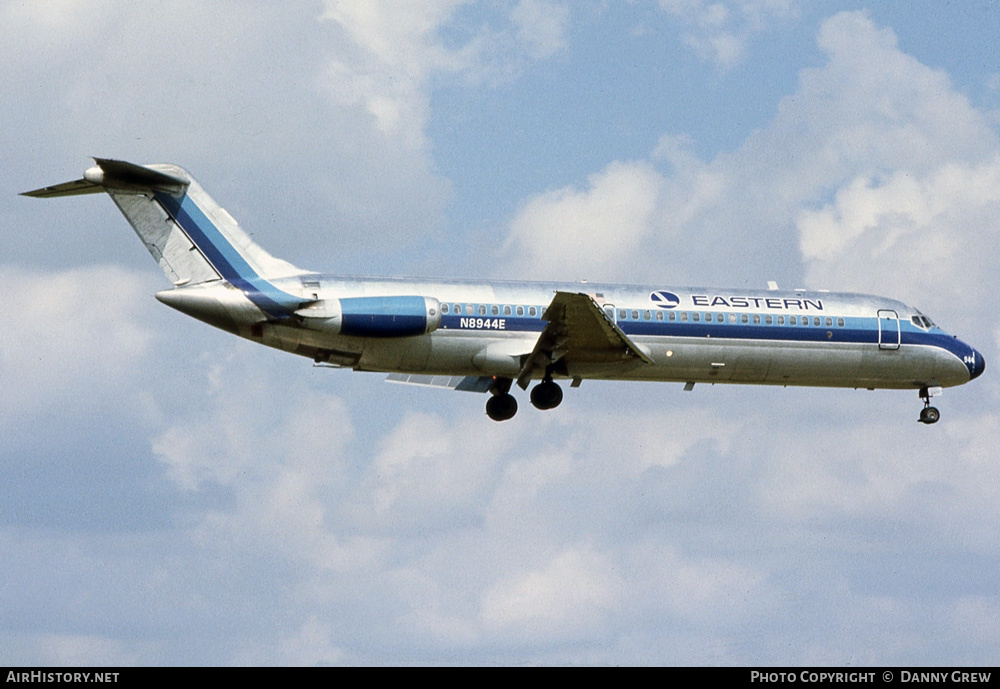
[2,1,999,665]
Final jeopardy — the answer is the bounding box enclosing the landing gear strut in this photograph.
[486,377,517,422]
[918,386,941,425]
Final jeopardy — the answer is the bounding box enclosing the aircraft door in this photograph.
[877,309,900,350]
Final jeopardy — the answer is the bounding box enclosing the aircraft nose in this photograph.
[970,348,986,380]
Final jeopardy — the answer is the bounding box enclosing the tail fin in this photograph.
[23,158,304,288]
[23,158,307,318]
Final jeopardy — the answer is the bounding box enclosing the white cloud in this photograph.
[150,368,383,572]
[359,410,514,530]
[0,265,158,419]
[797,159,1000,320]
[624,539,770,625]
[321,0,569,146]
[480,548,621,637]
[321,0,473,145]
[268,616,346,667]
[0,0,114,45]
[511,0,570,59]
[0,632,159,667]
[502,161,662,281]
[658,0,794,68]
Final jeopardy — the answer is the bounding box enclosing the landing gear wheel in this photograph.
[530,380,563,410]
[486,393,518,421]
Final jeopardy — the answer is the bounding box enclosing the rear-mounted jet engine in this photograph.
[296,295,441,338]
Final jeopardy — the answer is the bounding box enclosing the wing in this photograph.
[516,291,653,389]
[386,373,495,393]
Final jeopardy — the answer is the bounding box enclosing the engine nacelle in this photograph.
[297,296,441,338]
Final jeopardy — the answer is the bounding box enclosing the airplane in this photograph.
[23,158,985,423]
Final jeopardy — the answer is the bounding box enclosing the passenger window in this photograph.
[741,314,749,324]
[504,305,512,316]
[813,317,821,326]
[717,313,724,323]
[442,304,449,314]
[656,311,663,321]
[466,304,474,315]
[765,315,773,325]
[729,313,736,323]
[753,315,760,325]
[644,310,651,321]
[529,306,537,317]
[490,305,498,316]
[837,318,845,327]
[516,305,524,316]
[619,309,627,320]
[479,305,487,316]
[631,310,639,320]
[692,312,700,322]
[825,317,832,327]
[668,312,676,322]
[789,316,797,325]
[778,315,785,325]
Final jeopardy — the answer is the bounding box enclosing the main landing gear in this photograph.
[918,386,941,425]
[485,376,564,421]
[485,376,517,421]
[530,378,563,410]
[485,391,518,422]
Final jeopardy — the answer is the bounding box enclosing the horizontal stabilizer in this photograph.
[89,158,190,195]
[386,373,494,393]
[21,177,103,198]
[21,158,189,198]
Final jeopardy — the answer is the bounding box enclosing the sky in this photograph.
[1,0,999,666]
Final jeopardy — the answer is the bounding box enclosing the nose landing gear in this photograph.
[918,386,941,425]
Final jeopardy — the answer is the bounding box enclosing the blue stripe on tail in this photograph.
[155,191,302,318]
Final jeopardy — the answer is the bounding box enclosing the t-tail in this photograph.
[22,158,307,322]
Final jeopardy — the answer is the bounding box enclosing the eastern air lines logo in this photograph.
[650,290,681,309]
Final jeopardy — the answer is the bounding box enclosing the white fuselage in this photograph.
[157,275,981,392]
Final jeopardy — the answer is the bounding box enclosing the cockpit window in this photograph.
[911,314,936,330]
